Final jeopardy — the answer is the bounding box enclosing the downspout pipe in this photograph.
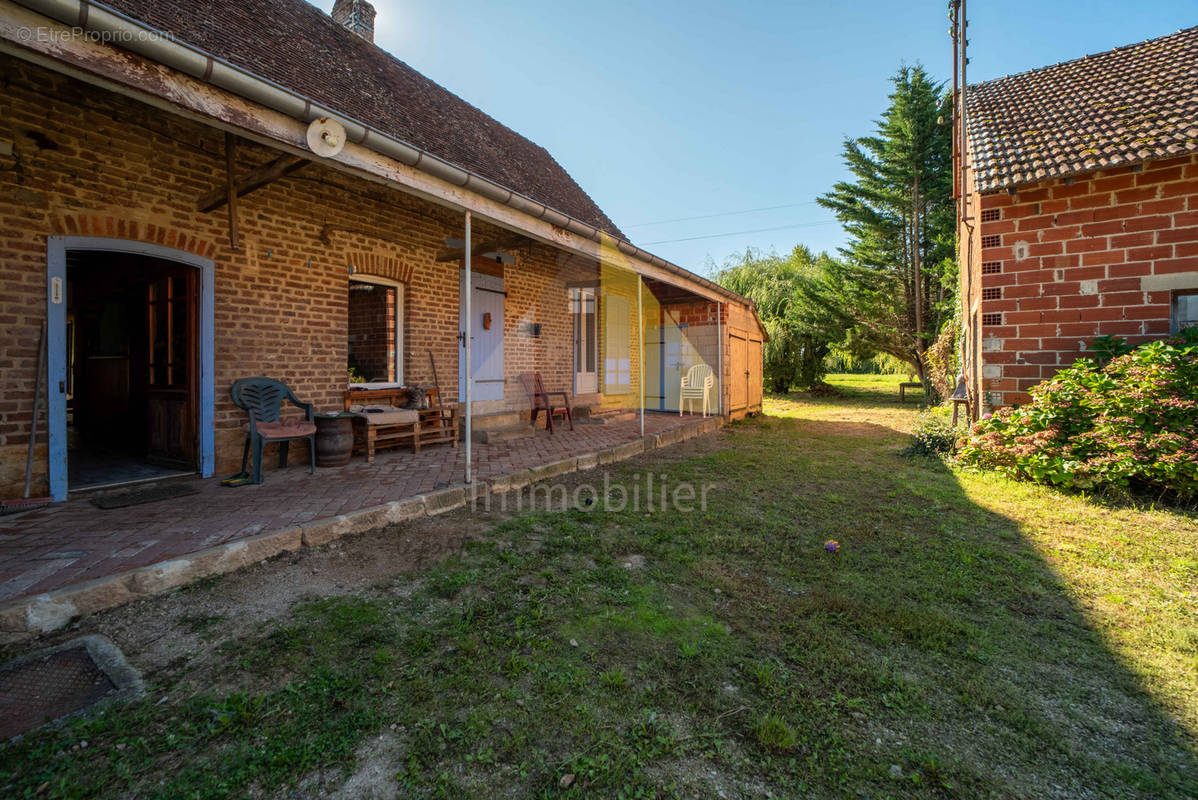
[13,0,751,309]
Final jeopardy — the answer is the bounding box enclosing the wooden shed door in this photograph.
[748,337,763,409]
[728,332,747,411]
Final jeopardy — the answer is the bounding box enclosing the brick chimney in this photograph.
[331,0,376,43]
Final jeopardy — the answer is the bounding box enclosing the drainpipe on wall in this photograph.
[464,211,472,485]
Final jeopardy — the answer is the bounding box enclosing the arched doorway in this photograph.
[46,237,215,501]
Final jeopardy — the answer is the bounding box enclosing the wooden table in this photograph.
[344,386,458,462]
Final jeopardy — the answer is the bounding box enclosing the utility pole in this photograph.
[914,168,922,342]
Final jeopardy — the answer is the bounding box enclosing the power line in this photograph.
[626,200,821,228]
[640,220,840,246]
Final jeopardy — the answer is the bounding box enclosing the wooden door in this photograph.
[728,332,747,412]
[748,337,763,410]
[146,268,197,467]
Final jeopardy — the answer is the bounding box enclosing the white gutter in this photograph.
[13,0,751,309]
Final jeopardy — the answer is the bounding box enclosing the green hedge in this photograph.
[957,330,1198,497]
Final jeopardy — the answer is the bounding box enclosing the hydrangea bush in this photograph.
[956,330,1198,496]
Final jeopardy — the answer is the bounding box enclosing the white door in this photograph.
[572,288,598,394]
[459,272,504,402]
[644,320,664,409]
[662,318,692,411]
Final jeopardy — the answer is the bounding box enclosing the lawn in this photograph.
[2,374,1195,799]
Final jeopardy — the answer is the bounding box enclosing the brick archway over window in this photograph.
[345,252,413,284]
[53,214,217,260]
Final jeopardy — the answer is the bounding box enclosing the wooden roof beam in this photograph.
[197,152,309,213]
[435,234,529,262]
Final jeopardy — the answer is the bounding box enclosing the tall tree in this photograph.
[810,65,955,388]
[714,245,848,392]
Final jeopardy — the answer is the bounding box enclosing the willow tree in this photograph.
[714,245,847,392]
[810,65,955,388]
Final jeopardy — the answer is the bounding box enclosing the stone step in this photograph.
[459,410,523,432]
[471,425,537,444]
[585,409,638,425]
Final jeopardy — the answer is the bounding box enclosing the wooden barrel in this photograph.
[314,414,354,467]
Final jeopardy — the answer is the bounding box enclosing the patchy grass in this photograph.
[1,374,1195,799]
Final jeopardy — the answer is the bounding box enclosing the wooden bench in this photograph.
[344,386,458,462]
[898,382,924,403]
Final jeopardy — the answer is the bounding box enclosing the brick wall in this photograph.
[0,56,746,497]
[971,155,1198,407]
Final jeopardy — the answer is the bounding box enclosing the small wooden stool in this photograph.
[950,376,971,426]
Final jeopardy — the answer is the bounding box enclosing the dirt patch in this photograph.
[0,511,498,684]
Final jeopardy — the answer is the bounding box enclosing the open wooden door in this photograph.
[146,267,197,468]
[728,332,747,414]
[748,337,763,411]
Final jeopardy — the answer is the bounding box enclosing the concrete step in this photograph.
[471,424,537,444]
[585,409,638,425]
[459,410,523,433]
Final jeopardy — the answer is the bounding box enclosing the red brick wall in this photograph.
[973,155,1198,407]
[0,56,505,494]
[0,56,751,496]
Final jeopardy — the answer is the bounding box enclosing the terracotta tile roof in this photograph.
[98,0,624,237]
[966,26,1198,191]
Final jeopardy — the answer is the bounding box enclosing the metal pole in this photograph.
[637,277,644,438]
[717,302,724,416]
[464,211,472,484]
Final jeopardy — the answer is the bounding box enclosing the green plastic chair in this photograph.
[230,377,316,484]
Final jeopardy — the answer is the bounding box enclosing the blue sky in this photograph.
[315,0,1195,275]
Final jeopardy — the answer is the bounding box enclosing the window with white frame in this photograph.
[1173,291,1198,334]
[348,277,404,386]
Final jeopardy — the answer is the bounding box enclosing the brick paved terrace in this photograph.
[0,413,707,608]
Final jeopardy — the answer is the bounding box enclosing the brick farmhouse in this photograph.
[958,26,1198,411]
[0,0,766,502]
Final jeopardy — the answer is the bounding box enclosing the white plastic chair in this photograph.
[679,363,714,417]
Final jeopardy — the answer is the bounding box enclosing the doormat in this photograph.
[0,636,143,740]
[90,482,198,509]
